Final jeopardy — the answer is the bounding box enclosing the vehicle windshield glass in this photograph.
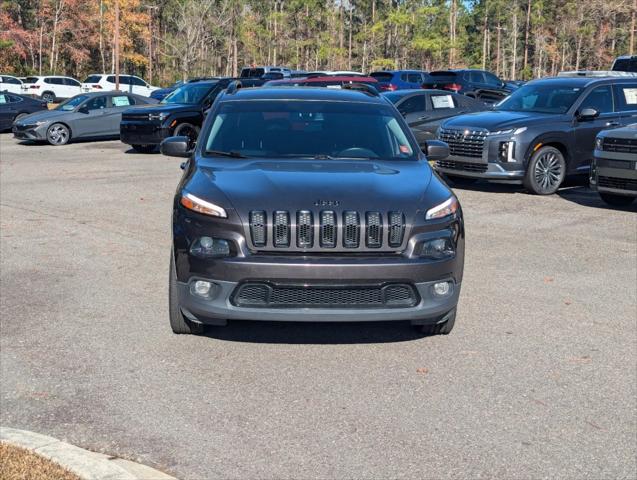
[161,83,214,104]
[203,100,416,160]
[370,72,394,81]
[24,77,39,83]
[56,95,90,111]
[495,83,583,113]
[613,58,637,72]
[83,75,102,83]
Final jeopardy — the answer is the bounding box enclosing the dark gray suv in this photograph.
[161,84,464,336]
[435,77,637,194]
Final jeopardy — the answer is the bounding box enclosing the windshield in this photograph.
[56,95,90,111]
[612,58,637,72]
[204,100,416,160]
[161,83,214,104]
[370,72,394,81]
[83,75,102,83]
[496,83,583,114]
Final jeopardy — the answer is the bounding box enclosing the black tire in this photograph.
[169,254,204,335]
[173,122,200,150]
[46,123,70,145]
[132,144,156,154]
[523,146,566,195]
[41,91,56,103]
[599,193,635,207]
[445,174,478,186]
[415,308,456,336]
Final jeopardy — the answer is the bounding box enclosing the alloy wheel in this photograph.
[533,151,563,191]
[47,124,69,145]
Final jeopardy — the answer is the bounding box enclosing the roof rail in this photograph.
[557,70,637,78]
[226,80,242,94]
[341,82,380,96]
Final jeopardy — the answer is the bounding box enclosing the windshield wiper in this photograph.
[205,150,248,158]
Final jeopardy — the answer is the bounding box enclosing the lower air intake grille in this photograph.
[232,283,419,309]
[436,159,488,173]
[598,176,637,191]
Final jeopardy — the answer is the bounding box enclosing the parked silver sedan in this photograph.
[12,92,157,145]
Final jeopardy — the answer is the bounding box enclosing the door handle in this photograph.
[605,121,620,127]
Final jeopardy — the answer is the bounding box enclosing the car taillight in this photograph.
[444,83,462,92]
[92,84,102,89]
[379,84,397,92]
[30,85,40,89]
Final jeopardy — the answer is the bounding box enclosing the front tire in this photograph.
[46,123,70,145]
[132,144,156,153]
[169,254,204,335]
[41,91,56,103]
[173,123,200,150]
[599,193,635,207]
[524,146,566,195]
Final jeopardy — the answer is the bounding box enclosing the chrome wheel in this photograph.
[47,123,70,145]
[534,152,562,190]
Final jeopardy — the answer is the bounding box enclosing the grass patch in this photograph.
[0,443,80,480]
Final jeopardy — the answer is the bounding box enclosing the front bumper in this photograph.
[120,121,170,146]
[590,151,637,197]
[435,157,525,181]
[12,123,47,140]
[178,278,460,325]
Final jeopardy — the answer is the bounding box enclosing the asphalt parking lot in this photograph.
[1,133,635,479]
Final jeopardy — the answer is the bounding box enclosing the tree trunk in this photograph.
[523,0,531,74]
[495,22,501,77]
[99,0,105,73]
[631,0,636,55]
[511,3,518,79]
[482,7,488,70]
[348,4,353,70]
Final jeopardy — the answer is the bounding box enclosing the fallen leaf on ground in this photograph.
[416,367,429,375]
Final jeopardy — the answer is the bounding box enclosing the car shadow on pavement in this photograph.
[202,320,427,344]
[557,186,637,212]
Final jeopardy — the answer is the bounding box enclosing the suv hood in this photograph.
[442,110,565,131]
[123,103,198,116]
[187,159,434,219]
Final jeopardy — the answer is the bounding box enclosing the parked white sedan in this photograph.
[0,75,24,94]
[81,74,158,97]
[20,76,82,103]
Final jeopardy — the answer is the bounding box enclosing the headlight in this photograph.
[487,127,526,136]
[420,238,455,260]
[190,236,231,258]
[595,137,604,150]
[425,197,458,220]
[33,120,47,126]
[180,192,227,218]
[149,112,168,121]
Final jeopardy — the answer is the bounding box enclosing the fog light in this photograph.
[190,236,231,258]
[192,280,212,297]
[498,141,515,162]
[433,281,452,297]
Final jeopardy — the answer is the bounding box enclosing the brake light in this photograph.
[92,84,102,89]
[444,83,462,92]
[379,84,397,92]
[30,85,40,89]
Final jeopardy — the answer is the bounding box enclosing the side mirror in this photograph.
[160,136,191,158]
[78,106,89,114]
[577,108,599,121]
[423,140,449,161]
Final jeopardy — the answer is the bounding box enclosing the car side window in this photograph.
[44,78,55,84]
[0,94,7,104]
[4,77,21,84]
[65,78,81,87]
[85,96,108,111]
[7,94,22,103]
[131,76,146,86]
[470,71,485,83]
[407,73,422,83]
[484,72,501,86]
[398,96,427,114]
[400,73,408,82]
[579,85,614,114]
[112,95,134,107]
[612,84,637,112]
[430,94,456,109]
[106,76,116,83]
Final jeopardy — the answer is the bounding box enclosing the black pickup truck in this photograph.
[120,78,233,153]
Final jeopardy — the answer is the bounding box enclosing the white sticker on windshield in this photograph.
[431,95,454,109]
[622,88,637,105]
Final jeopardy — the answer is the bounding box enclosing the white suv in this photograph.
[81,74,158,97]
[21,76,82,102]
[0,75,24,94]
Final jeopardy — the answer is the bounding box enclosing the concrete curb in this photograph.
[0,427,176,480]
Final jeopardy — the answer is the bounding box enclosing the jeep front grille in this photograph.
[248,210,406,251]
[439,128,487,158]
